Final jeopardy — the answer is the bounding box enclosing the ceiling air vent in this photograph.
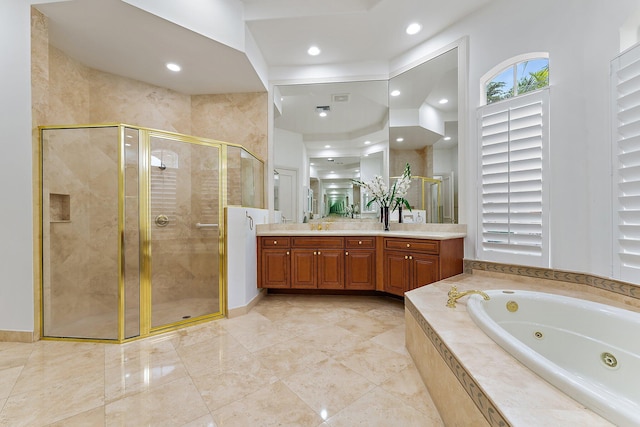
[332,93,350,103]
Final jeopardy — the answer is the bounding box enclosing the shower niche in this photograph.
[40,124,264,342]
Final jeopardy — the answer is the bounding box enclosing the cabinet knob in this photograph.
[406,243,411,248]
[358,240,362,245]
[409,256,413,260]
[314,251,317,255]
[346,251,349,255]
[405,255,408,260]
[286,251,290,255]
[273,240,277,245]
[318,251,321,255]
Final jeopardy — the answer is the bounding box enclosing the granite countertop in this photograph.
[256,229,466,240]
[256,223,467,240]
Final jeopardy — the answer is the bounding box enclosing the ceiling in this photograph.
[35,0,472,182]
[34,0,493,94]
[275,80,389,150]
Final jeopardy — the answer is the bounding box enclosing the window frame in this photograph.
[480,53,550,106]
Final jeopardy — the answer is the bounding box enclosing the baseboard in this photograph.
[227,289,266,318]
[0,329,38,343]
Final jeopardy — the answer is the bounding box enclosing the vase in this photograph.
[380,207,384,223]
[398,206,403,223]
[383,206,390,231]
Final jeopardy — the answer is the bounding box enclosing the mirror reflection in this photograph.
[273,47,459,223]
[274,80,388,222]
[389,47,458,224]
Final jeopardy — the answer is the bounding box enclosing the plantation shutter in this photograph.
[613,43,640,282]
[477,90,549,267]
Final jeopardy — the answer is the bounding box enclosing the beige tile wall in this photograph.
[30,8,267,338]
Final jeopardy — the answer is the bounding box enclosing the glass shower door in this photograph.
[148,135,222,329]
[41,126,122,340]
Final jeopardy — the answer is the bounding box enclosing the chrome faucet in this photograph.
[446,285,490,308]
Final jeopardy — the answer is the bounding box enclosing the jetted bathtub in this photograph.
[466,290,640,427]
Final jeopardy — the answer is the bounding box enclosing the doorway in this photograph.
[274,167,298,223]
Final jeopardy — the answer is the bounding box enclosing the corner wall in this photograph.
[0,1,35,336]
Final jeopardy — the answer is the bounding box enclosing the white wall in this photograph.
[388,0,639,278]
[123,0,245,51]
[433,146,456,176]
[226,207,268,311]
[0,0,34,332]
[274,127,307,222]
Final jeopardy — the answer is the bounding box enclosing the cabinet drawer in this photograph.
[292,237,344,248]
[261,237,291,248]
[345,237,376,249]
[384,238,439,254]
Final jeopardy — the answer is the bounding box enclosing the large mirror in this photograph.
[273,47,458,223]
[389,48,459,223]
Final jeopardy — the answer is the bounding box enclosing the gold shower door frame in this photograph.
[140,128,227,337]
[390,175,442,222]
[39,123,241,343]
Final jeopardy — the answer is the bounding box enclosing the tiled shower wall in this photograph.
[31,7,268,337]
[42,127,121,337]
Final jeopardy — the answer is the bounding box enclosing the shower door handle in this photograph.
[195,223,218,229]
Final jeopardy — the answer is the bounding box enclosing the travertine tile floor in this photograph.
[0,294,444,426]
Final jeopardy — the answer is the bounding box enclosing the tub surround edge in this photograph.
[405,297,508,427]
[465,259,639,301]
[405,269,621,426]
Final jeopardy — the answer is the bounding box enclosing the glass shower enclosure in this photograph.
[40,124,264,342]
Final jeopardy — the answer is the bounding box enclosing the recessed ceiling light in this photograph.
[327,158,333,161]
[396,137,404,142]
[319,111,327,117]
[355,169,360,172]
[406,23,422,35]
[310,162,315,166]
[330,171,335,174]
[444,136,452,141]
[325,145,331,148]
[166,62,181,72]
[364,140,371,145]
[390,90,401,97]
[364,154,369,157]
[439,98,449,104]
[307,46,321,56]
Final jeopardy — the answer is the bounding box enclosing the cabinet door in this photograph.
[291,249,317,288]
[260,249,290,288]
[411,254,440,290]
[317,249,345,289]
[345,249,375,290]
[384,251,409,296]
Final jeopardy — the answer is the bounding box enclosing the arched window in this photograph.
[482,55,549,105]
[477,54,550,268]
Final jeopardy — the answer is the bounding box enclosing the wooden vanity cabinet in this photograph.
[258,235,462,294]
[258,237,291,288]
[291,237,344,289]
[383,237,462,296]
[344,237,376,290]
